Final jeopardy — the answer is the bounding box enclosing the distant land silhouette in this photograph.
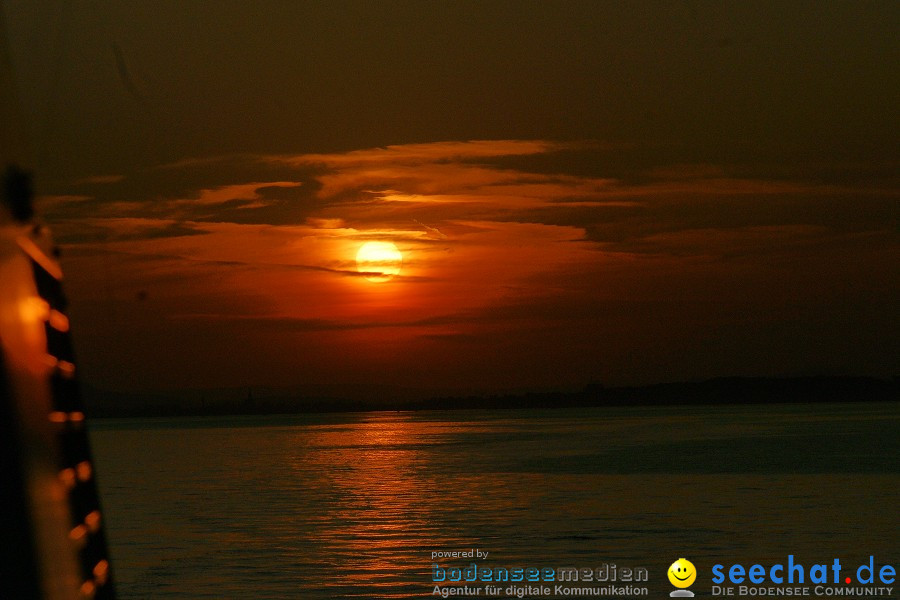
[84,376,898,418]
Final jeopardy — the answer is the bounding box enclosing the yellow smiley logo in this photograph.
[668,558,697,588]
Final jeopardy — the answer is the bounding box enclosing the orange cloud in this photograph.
[49,139,897,393]
[173,181,302,206]
[266,139,582,167]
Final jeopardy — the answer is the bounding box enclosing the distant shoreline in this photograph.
[85,375,898,419]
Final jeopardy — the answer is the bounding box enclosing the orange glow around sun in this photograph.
[356,241,403,282]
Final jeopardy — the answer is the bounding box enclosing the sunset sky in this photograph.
[4,1,898,398]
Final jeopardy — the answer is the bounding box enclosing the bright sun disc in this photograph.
[356,241,402,282]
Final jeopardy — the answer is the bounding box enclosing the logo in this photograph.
[668,558,696,597]
[710,555,896,597]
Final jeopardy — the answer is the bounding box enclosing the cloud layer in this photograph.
[42,140,899,394]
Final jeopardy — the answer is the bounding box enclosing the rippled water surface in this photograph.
[89,403,899,598]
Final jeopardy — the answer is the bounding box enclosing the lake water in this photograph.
[88,403,899,598]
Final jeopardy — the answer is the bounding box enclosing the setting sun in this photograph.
[356,241,402,282]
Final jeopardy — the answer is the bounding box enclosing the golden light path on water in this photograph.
[89,403,899,598]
